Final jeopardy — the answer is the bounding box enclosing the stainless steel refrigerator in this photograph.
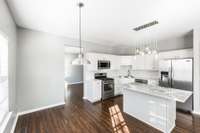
[159,58,193,112]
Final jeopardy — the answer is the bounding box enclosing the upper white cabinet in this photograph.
[86,53,98,71]
[132,54,158,70]
[120,56,133,66]
[132,55,144,70]
[110,55,120,70]
[86,53,120,71]
[86,48,192,71]
[159,48,193,60]
[144,54,159,70]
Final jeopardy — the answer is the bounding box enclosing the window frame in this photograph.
[0,30,10,131]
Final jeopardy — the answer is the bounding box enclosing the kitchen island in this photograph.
[123,83,192,133]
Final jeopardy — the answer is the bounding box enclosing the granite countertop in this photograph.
[123,83,192,103]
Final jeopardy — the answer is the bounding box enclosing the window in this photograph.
[0,33,8,127]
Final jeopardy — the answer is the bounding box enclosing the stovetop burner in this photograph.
[94,73,113,81]
[95,77,114,81]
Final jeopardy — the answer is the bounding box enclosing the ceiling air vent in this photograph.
[133,21,158,31]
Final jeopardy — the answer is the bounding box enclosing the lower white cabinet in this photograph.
[123,89,176,133]
[114,78,123,95]
[85,79,102,103]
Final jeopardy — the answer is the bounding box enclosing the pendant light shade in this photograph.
[72,53,91,65]
[134,40,158,56]
[72,2,91,65]
[72,53,83,65]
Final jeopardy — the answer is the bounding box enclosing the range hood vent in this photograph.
[133,21,158,31]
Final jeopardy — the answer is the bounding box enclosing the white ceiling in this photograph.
[7,0,200,46]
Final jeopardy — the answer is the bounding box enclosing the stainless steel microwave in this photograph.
[98,60,111,69]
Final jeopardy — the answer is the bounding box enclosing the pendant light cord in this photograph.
[78,3,83,55]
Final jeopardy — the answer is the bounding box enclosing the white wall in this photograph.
[0,0,17,132]
[63,38,119,55]
[16,27,120,112]
[64,53,83,84]
[17,28,65,112]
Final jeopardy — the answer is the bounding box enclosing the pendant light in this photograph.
[72,2,91,65]
[134,40,158,56]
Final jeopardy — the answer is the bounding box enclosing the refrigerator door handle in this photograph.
[168,67,172,87]
[171,67,173,87]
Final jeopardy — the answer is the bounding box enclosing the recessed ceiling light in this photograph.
[133,21,159,31]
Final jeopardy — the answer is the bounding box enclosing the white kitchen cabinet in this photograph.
[132,54,158,70]
[144,54,158,70]
[86,53,98,71]
[111,55,120,70]
[86,53,120,71]
[93,80,101,101]
[120,56,133,66]
[114,78,122,95]
[158,48,193,60]
[85,79,102,103]
[123,88,176,133]
[132,55,144,70]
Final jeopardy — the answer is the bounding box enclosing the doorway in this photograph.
[64,46,84,100]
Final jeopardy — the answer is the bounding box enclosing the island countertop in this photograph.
[123,83,192,103]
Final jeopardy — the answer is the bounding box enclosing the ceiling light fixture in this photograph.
[133,21,159,31]
[72,2,91,65]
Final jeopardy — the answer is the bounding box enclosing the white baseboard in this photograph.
[10,102,65,133]
[10,113,19,133]
[192,111,200,115]
[68,81,83,85]
[18,102,65,116]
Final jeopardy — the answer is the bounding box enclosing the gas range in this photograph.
[94,73,114,100]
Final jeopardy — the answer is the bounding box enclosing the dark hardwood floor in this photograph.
[15,84,200,133]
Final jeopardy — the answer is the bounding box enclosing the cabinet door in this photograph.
[158,49,193,60]
[86,54,96,71]
[144,54,158,70]
[133,55,145,70]
[121,56,132,66]
[114,78,122,95]
[132,56,136,69]
[111,55,120,70]
[93,80,101,101]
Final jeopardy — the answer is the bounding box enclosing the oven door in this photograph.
[103,82,114,91]
[102,81,114,99]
